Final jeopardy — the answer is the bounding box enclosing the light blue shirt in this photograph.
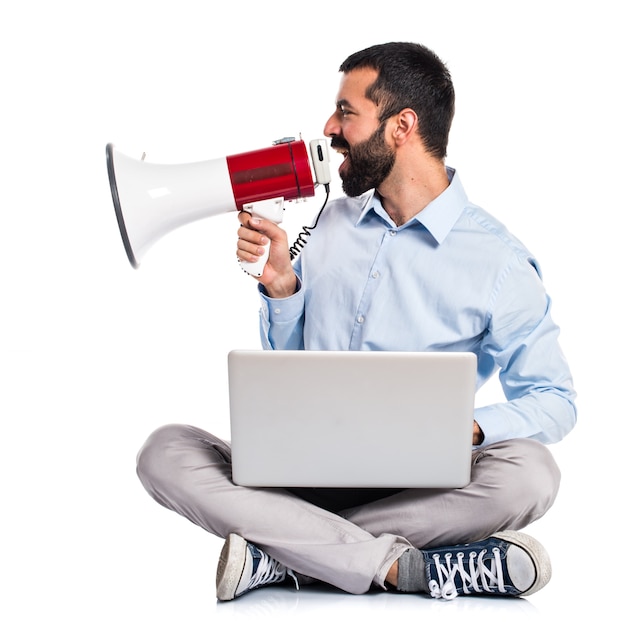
[258,169,576,447]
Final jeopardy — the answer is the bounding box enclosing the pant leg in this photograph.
[341,438,561,549]
[136,424,410,594]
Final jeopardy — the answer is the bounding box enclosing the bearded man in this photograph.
[137,42,576,602]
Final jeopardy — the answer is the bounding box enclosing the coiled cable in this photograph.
[289,183,331,260]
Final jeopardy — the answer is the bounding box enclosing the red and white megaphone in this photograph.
[106,137,331,275]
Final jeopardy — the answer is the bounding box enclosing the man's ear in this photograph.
[389,108,418,146]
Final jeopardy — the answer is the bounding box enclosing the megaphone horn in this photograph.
[106,137,331,274]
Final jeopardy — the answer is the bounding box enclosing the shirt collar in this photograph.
[356,167,468,245]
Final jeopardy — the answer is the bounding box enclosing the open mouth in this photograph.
[334,146,350,175]
[331,139,350,171]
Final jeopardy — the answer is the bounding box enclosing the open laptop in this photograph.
[228,350,476,489]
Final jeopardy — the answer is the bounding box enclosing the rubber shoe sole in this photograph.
[492,530,552,596]
[216,534,249,601]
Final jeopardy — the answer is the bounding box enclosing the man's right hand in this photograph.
[237,211,298,298]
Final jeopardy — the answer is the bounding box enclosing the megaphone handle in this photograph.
[239,197,285,277]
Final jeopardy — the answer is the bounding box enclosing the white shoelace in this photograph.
[248,551,300,591]
[428,547,505,600]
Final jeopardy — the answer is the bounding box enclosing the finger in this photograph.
[237,237,267,260]
[238,211,263,228]
[237,225,268,246]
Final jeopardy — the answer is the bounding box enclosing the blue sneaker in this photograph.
[216,534,299,601]
[422,531,551,600]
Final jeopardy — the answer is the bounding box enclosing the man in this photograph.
[137,42,576,601]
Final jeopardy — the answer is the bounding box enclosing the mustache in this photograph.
[330,136,350,151]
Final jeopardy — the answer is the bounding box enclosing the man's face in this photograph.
[324,68,396,197]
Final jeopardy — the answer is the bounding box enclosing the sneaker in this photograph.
[216,533,299,601]
[422,530,551,600]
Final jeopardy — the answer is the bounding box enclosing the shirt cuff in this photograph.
[473,405,514,447]
[258,277,304,324]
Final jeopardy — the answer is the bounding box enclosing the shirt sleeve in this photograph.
[475,255,577,446]
[258,275,306,350]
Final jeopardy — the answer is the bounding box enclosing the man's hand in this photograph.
[237,211,298,298]
[473,421,484,446]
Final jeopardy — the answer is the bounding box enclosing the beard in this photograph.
[332,122,396,197]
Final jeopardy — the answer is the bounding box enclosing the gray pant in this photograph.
[136,424,560,594]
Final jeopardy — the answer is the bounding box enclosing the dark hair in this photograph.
[339,42,455,159]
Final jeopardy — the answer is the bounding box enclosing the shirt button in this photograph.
[389,230,397,236]
[357,315,365,324]
[274,308,281,314]
[371,271,380,279]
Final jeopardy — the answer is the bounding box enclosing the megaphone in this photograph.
[106,137,331,275]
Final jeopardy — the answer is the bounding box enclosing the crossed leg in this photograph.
[136,424,560,594]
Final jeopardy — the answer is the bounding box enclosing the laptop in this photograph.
[228,350,476,489]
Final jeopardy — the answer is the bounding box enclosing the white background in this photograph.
[1,1,623,623]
